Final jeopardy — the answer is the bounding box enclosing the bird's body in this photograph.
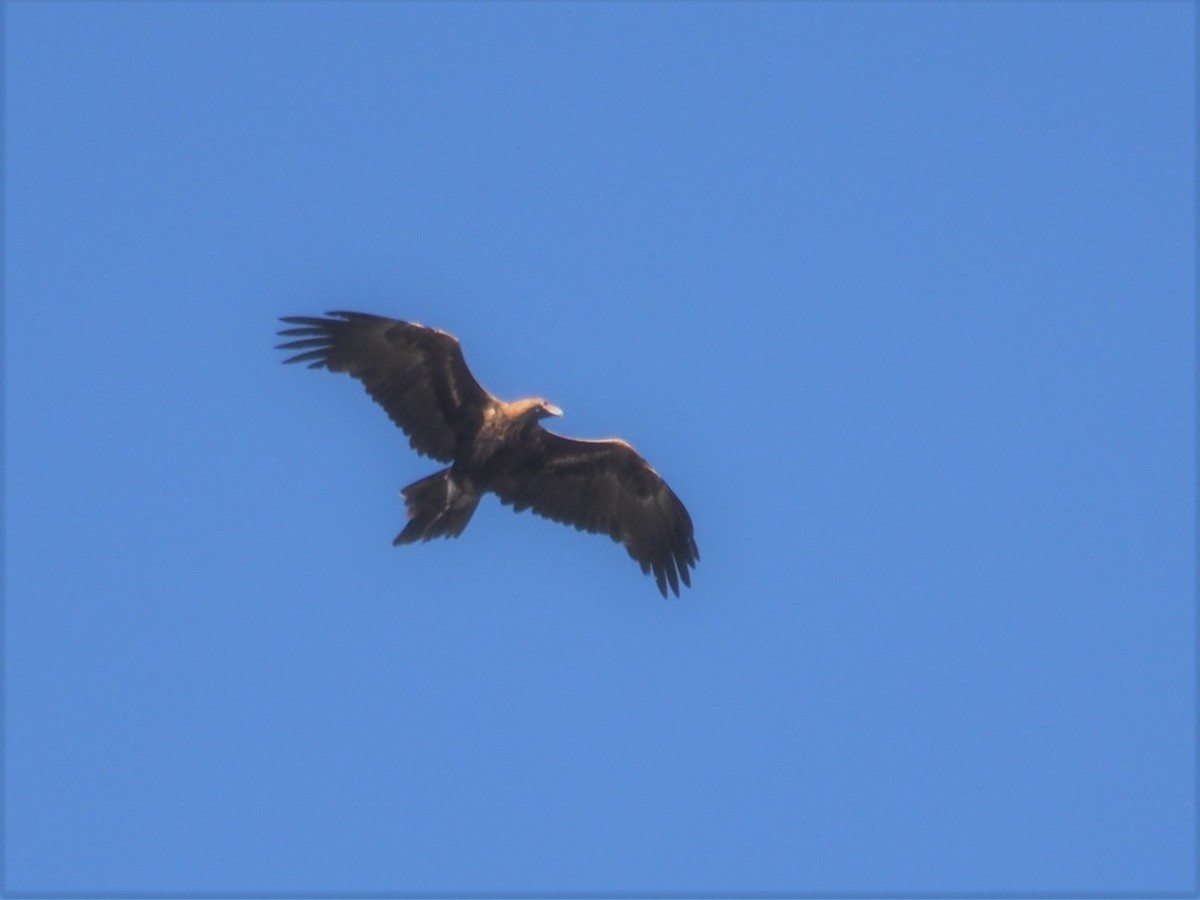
[276,312,698,596]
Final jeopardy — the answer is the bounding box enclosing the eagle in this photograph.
[276,312,698,597]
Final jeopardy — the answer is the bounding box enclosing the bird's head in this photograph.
[533,398,563,420]
[513,397,563,422]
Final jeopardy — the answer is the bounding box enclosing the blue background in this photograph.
[4,1,1194,894]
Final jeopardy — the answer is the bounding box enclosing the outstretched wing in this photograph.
[491,431,699,597]
[277,311,496,462]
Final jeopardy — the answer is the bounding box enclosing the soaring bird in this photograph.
[276,312,698,597]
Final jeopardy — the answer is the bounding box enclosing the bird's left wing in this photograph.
[491,430,699,597]
[277,312,496,462]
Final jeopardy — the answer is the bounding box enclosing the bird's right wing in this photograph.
[277,312,496,462]
[491,430,699,597]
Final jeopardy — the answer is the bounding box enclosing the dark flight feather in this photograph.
[277,311,492,462]
[277,311,698,597]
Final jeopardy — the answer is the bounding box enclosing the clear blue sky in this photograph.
[4,1,1194,895]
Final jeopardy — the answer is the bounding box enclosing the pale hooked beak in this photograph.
[543,403,563,417]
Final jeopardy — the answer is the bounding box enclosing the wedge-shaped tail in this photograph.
[394,469,481,545]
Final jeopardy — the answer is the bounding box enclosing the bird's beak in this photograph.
[544,403,563,417]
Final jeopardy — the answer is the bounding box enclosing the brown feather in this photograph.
[486,432,699,598]
[277,312,495,461]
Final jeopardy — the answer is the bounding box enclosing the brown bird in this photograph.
[276,312,698,597]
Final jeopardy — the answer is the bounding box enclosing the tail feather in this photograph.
[394,469,480,545]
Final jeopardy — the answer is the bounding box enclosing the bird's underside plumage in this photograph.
[276,311,698,597]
